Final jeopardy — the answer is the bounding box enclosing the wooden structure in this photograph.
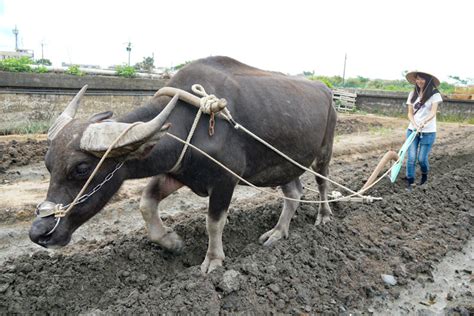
[332,89,357,112]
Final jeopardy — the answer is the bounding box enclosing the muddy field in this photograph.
[0,114,473,315]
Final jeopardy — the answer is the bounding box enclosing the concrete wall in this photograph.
[0,71,167,91]
[353,89,473,120]
[1,72,473,133]
[0,93,156,132]
[0,71,167,133]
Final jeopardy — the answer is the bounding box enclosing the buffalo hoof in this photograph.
[201,256,223,274]
[258,227,288,247]
[150,227,183,252]
[315,214,331,226]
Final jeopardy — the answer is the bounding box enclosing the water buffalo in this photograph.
[29,56,336,273]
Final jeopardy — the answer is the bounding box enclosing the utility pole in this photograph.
[342,53,347,87]
[126,42,132,66]
[12,25,19,51]
[40,40,45,61]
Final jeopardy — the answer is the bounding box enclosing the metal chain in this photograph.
[60,162,124,210]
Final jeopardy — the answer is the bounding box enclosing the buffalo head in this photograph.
[29,86,178,248]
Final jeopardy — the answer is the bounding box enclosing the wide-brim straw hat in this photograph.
[406,71,440,87]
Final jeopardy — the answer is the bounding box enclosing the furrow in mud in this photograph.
[1,147,472,315]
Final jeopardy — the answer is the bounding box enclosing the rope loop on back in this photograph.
[192,84,228,114]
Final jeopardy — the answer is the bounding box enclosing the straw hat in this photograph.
[406,71,440,87]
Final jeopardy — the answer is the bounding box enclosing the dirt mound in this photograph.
[335,116,383,135]
[1,150,472,314]
[0,139,47,175]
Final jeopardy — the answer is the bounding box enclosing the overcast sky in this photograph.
[0,0,472,82]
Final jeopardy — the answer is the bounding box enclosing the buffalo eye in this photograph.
[73,162,91,179]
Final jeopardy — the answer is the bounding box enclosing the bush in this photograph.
[115,64,136,78]
[35,58,52,66]
[306,73,455,94]
[316,77,334,88]
[0,56,33,72]
[65,65,84,76]
[34,66,49,73]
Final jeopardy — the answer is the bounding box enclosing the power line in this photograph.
[342,53,347,87]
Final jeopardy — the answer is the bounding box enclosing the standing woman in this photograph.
[405,71,443,191]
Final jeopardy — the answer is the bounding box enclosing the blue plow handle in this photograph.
[390,129,417,183]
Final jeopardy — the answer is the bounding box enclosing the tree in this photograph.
[448,75,469,86]
[35,58,52,66]
[134,56,154,73]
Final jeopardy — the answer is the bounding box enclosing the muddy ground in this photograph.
[0,114,473,315]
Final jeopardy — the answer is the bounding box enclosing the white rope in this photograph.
[188,85,364,196]
[168,85,232,173]
[53,122,141,217]
[192,84,228,114]
[166,132,382,204]
[163,84,420,204]
[215,98,419,198]
[229,121,365,197]
[168,109,203,173]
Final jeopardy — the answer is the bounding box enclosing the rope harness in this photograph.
[168,85,228,173]
[165,84,387,203]
[39,84,418,235]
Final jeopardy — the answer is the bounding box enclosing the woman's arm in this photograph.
[420,102,439,128]
[407,104,418,129]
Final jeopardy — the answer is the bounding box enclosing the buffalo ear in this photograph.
[126,123,172,160]
[89,111,114,123]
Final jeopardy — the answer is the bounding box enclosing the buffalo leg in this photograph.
[312,151,333,226]
[258,178,303,246]
[139,174,183,251]
[201,184,234,273]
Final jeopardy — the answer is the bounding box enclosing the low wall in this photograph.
[1,72,473,133]
[0,72,167,133]
[0,71,167,91]
[0,93,157,133]
[353,89,473,120]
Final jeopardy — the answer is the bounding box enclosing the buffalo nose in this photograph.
[29,218,53,246]
[29,226,45,246]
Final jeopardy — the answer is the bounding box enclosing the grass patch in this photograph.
[0,121,50,135]
[438,114,474,125]
[353,110,473,125]
[368,126,394,136]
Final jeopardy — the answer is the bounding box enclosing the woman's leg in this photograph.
[406,129,419,188]
[418,133,436,185]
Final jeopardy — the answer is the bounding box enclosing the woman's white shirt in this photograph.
[406,91,442,133]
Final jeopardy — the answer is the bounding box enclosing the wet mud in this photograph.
[0,115,473,314]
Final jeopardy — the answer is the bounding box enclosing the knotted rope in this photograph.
[168,85,230,173]
[192,84,228,114]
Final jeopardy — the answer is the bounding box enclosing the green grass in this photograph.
[0,121,50,135]
[368,126,394,135]
[438,114,474,124]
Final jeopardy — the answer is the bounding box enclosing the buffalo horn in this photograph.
[48,85,88,140]
[155,87,201,108]
[80,94,179,155]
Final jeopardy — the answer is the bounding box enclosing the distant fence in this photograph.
[332,89,357,112]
